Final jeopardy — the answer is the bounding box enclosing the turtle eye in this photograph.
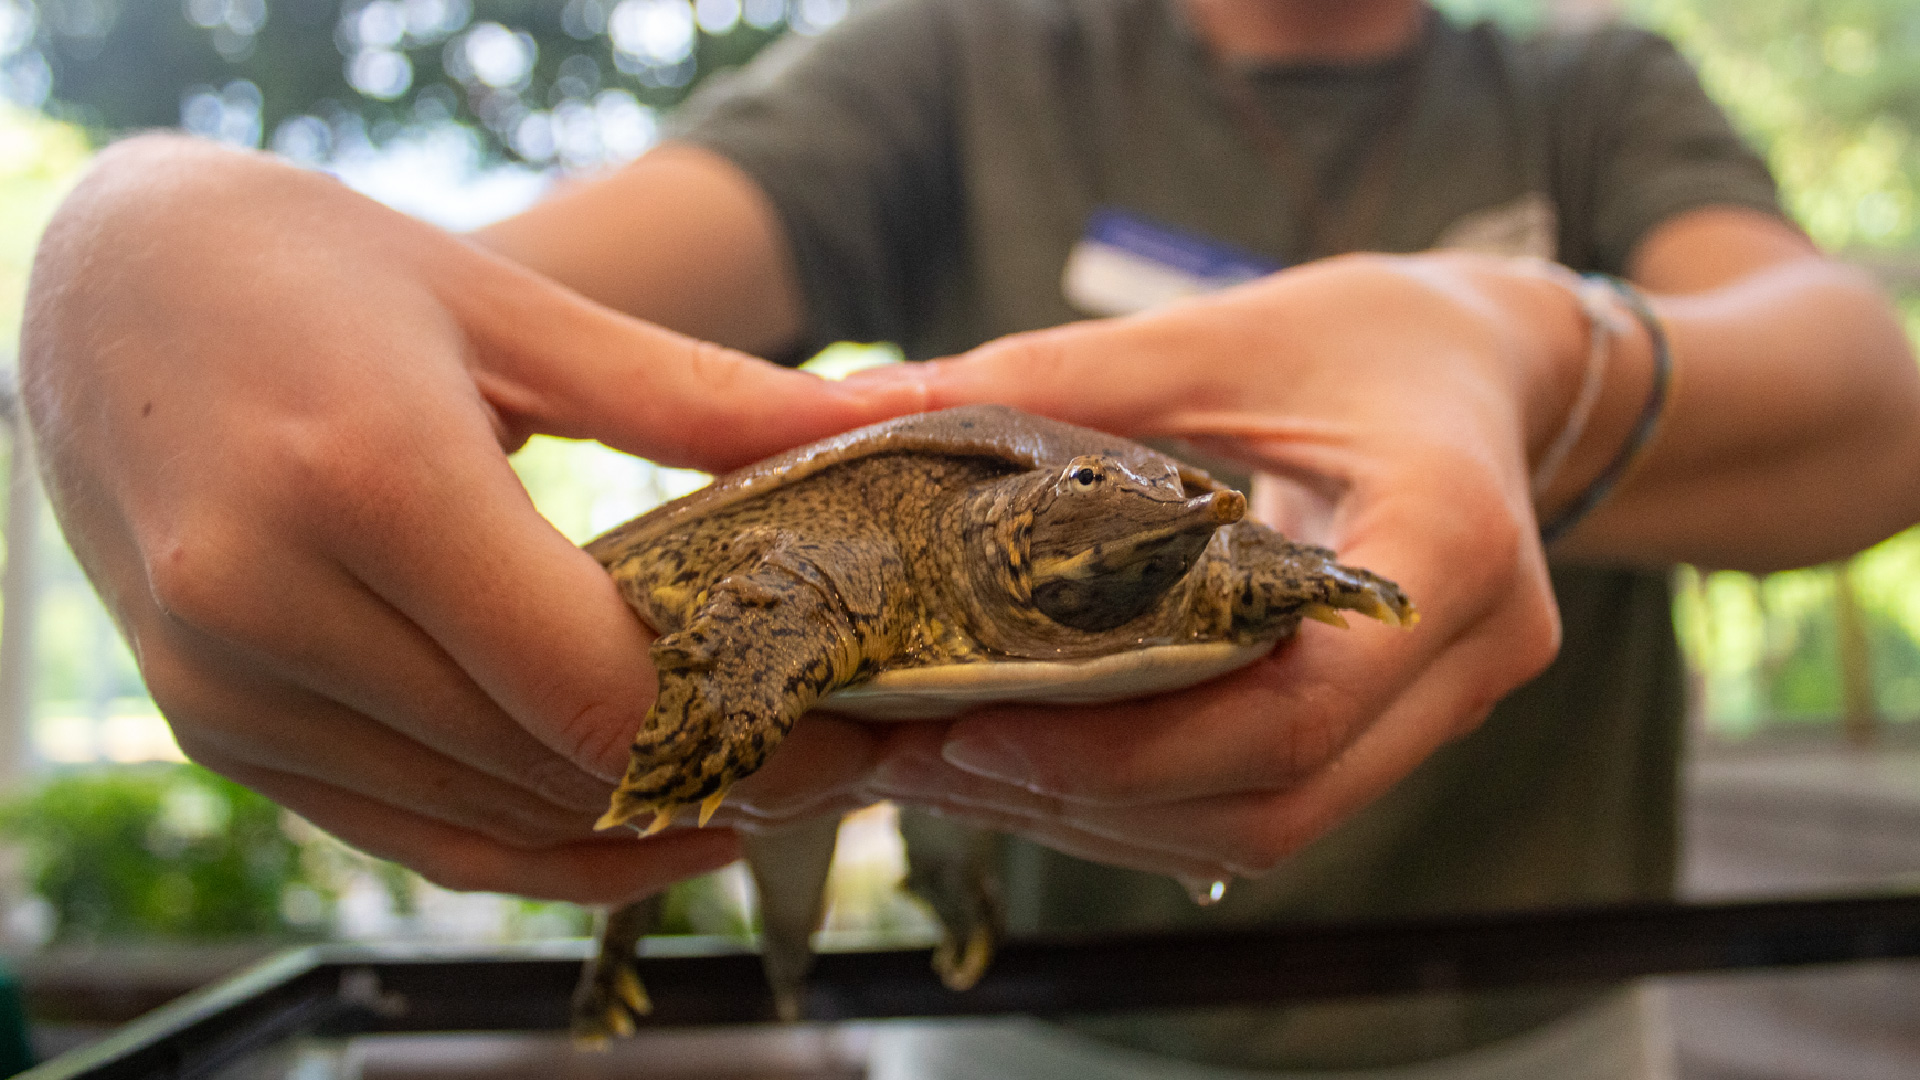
[1073,466,1099,488]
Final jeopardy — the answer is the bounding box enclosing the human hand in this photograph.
[19,135,925,903]
[849,253,1593,881]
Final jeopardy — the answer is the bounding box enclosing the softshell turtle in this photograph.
[570,405,1414,1039]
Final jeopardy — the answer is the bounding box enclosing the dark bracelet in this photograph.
[1537,274,1672,546]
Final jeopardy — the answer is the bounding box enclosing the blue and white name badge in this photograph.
[1062,208,1283,317]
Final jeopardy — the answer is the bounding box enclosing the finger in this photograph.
[867,727,1234,877]
[448,256,932,472]
[151,652,610,848]
[871,641,1498,880]
[255,391,659,781]
[884,798,1230,882]
[718,715,884,819]
[865,729,1227,877]
[991,607,1540,878]
[137,537,612,813]
[215,760,741,905]
[893,311,1253,436]
[935,468,1554,807]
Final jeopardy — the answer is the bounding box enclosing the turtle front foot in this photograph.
[570,898,659,1048]
[599,556,858,836]
[1224,525,1418,636]
[1298,560,1419,630]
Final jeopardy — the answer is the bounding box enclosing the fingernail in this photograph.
[870,749,944,795]
[942,735,1033,787]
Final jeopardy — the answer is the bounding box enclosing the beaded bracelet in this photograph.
[1529,274,1627,499]
[1537,274,1673,546]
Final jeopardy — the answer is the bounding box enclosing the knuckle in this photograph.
[1267,682,1368,781]
[165,725,228,772]
[271,416,429,529]
[1001,330,1069,385]
[123,624,254,754]
[550,694,646,782]
[127,631,202,718]
[1235,813,1309,877]
[141,517,256,637]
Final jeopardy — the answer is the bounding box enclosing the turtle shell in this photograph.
[587,405,1272,721]
[587,404,1231,555]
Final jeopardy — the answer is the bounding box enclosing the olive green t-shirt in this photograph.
[677,0,1781,1067]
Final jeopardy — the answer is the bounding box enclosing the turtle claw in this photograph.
[697,785,731,827]
[572,898,659,1048]
[1348,586,1419,628]
[933,923,997,991]
[570,956,651,1048]
[1301,603,1350,629]
[1318,565,1418,629]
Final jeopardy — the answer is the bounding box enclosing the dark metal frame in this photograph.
[23,891,1920,1079]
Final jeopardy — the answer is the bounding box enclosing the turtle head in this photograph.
[1026,455,1246,632]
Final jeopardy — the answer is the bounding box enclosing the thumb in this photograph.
[857,313,1242,438]
[452,256,933,473]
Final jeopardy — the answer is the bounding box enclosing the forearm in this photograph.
[472,143,804,359]
[1550,257,1920,571]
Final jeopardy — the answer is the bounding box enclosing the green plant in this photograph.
[0,764,321,941]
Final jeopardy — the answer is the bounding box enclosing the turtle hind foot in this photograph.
[898,812,1005,993]
[932,922,997,991]
[570,897,659,1048]
[569,956,651,1048]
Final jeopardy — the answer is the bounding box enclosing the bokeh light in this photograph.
[347,47,411,100]
[695,0,741,35]
[462,20,535,89]
[179,78,263,147]
[610,0,695,64]
[791,0,846,36]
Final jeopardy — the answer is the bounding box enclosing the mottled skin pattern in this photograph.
[568,406,1413,1041]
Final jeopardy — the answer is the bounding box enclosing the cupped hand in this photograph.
[20,136,923,903]
[852,254,1583,881]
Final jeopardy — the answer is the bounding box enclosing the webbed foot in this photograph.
[570,897,660,1047]
[1224,523,1417,636]
[599,540,896,834]
[932,920,998,992]
[899,810,1004,993]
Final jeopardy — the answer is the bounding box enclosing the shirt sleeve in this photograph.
[1544,26,1785,274]
[671,0,962,356]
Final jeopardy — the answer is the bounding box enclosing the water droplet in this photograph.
[1180,876,1229,906]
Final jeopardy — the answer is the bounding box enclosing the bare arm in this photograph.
[1551,207,1920,569]
[472,142,806,357]
[847,207,1920,880]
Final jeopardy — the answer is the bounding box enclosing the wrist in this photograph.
[1438,257,1662,539]
[1535,278,1665,544]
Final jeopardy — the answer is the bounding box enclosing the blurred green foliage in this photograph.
[14,0,798,164]
[0,765,315,940]
[0,103,89,350]
[1630,0,1920,253]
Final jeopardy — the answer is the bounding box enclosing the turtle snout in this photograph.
[1197,490,1246,526]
